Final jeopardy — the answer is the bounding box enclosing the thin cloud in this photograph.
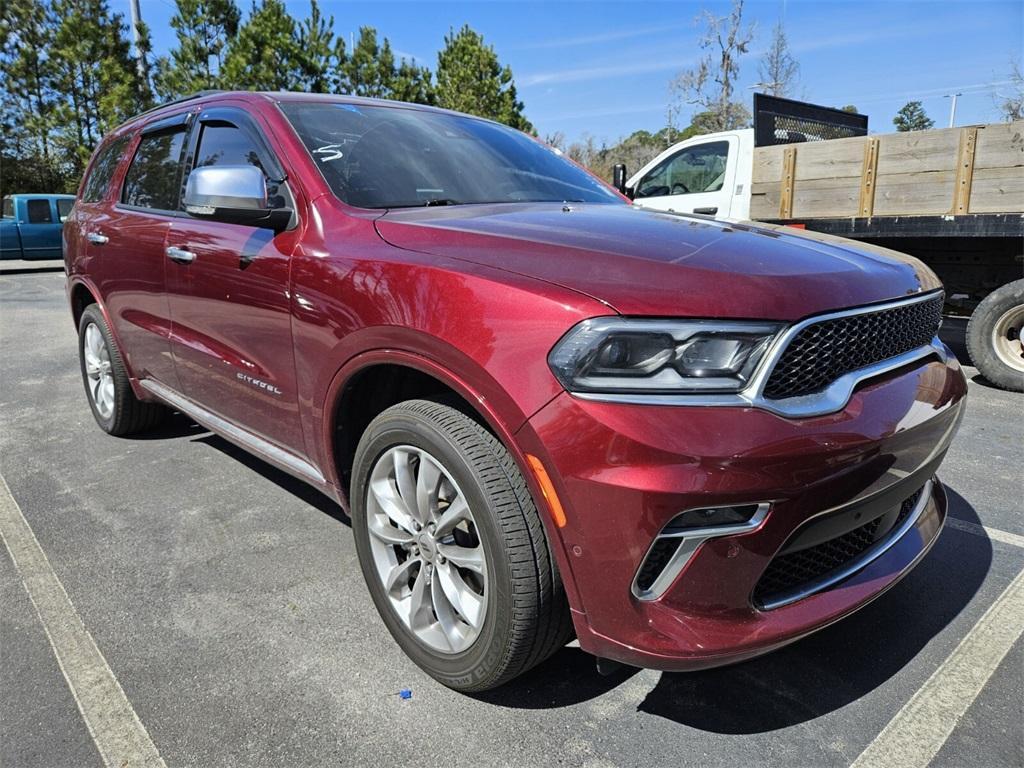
[508,21,693,51]
[534,103,667,123]
[521,56,696,87]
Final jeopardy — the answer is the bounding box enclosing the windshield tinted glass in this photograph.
[280,102,622,209]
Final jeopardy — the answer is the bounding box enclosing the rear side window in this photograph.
[122,129,188,211]
[26,199,53,223]
[81,135,130,203]
[57,199,74,221]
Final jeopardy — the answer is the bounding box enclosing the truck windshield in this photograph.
[279,102,623,209]
[2,197,12,219]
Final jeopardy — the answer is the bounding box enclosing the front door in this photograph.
[631,138,736,216]
[164,110,305,456]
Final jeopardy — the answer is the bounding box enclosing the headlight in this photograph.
[548,318,782,394]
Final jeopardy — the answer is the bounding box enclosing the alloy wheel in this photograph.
[83,322,115,419]
[365,445,488,653]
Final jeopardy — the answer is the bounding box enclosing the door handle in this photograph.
[166,246,196,264]
[693,207,718,215]
[87,232,109,245]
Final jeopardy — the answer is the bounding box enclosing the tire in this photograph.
[78,305,166,435]
[351,399,572,692]
[966,279,1024,392]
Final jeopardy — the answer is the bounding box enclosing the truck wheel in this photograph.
[966,279,1024,392]
[78,306,166,435]
[351,399,572,692]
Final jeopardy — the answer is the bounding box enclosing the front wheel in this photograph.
[351,399,572,692]
[966,279,1024,392]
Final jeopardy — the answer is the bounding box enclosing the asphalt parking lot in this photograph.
[1,268,1021,768]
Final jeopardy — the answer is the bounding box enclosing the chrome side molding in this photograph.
[139,379,325,486]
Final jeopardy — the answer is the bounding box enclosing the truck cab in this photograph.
[625,130,754,219]
[1,193,76,260]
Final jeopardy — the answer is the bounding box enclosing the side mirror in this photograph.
[184,165,291,231]
[612,163,628,195]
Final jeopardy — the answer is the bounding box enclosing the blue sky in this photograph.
[117,0,1022,143]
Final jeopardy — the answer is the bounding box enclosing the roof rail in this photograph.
[133,90,226,120]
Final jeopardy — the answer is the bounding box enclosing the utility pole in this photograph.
[944,92,961,128]
[128,0,149,84]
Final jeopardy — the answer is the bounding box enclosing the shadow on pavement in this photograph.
[0,264,65,276]
[127,410,208,440]
[190,432,350,526]
[939,315,970,363]
[471,645,640,708]
[938,316,1007,391]
[635,486,991,733]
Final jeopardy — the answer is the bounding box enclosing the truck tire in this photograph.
[78,305,167,434]
[351,399,573,691]
[966,278,1024,392]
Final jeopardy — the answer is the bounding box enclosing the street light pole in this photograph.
[944,92,961,128]
[128,0,149,83]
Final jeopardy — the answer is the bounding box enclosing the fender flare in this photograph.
[318,346,582,611]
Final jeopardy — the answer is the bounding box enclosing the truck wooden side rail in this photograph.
[749,121,1024,391]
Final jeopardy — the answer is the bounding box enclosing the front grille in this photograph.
[764,293,943,400]
[753,487,924,608]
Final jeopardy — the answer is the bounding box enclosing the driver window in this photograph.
[635,141,729,199]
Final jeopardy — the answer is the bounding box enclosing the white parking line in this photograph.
[851,565,1024,768]
[944,516,1024,549]
[0,477,167,768]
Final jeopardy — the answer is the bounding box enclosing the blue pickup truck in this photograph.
[1,194,76,260]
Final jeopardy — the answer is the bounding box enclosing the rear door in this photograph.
[164,106,305,455]
[91,115,192,387]
[631,137,737,216]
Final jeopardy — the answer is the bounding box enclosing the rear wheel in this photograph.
[966,279,1024,392]
[351,399,572,692]
[78,305,166,435]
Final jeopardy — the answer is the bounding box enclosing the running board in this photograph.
[139,379,325,486]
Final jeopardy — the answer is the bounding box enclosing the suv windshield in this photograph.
[280,102,622,209]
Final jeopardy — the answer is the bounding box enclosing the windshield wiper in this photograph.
[423,198,460,207]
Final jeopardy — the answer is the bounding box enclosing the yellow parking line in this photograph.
[851,566,1024,768]
[0,477,166,768]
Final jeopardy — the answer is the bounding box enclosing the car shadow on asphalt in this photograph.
[634,486,991,733]
[938,316,1005,391]
[189,431,351,526]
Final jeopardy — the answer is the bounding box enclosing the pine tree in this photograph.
[49,0,152,175]
[758,22,799,97]
[390,58,435,104]
[893,101,935,132]
[0,0,66,193]
[221,0,304,91]
[435,25,531,132]
[296,0,337,93]
[342,27,394,98]
[153,0,241,100]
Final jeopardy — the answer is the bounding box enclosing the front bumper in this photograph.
[518,351,967,671]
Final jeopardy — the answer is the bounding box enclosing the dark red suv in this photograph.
[65,91,967,691]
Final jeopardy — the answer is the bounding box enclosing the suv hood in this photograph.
[375,203,940,320]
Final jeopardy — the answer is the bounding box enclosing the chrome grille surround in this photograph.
[574,290,947,419]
